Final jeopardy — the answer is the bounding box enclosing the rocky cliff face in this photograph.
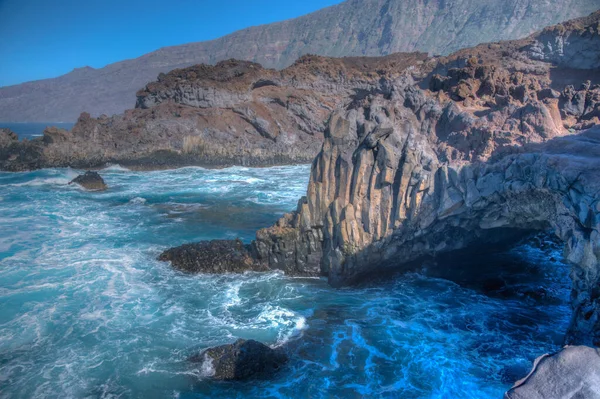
[160,11,600,345]
[0,53,429,171]
[1,0,599,122]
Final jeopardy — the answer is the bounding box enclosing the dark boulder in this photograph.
[158,239,267,274]
[69,171,107,191]
[189,339,288,381]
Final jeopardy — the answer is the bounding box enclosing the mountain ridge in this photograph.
[1,0,599,122]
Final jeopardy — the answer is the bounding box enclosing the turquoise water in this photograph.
[0,165,571,398]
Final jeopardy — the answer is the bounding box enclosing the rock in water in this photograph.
[69,171,107,191]
[189,339,288,381]
[158,239,268,274]
[505,346,600,399]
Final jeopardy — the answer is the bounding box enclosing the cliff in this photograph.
[0,53,428,170]
[161,11,600,347]
[1,0,599,122]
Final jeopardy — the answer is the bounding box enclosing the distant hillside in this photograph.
[1,0,599,122]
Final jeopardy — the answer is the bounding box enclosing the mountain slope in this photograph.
[1,10,599,172]
[1,0,599,122]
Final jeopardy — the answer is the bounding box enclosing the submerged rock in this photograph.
[69,171,107,191]
[189,339,287,381]
[505,346,600,398]
[158,239,268,274]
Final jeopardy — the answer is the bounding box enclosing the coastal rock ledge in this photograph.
[158,239,268,274]
[505,346,600,399]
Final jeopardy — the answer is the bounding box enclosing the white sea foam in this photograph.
[199,354,216,378]
[102,164,131,172]
[129,197,147,205]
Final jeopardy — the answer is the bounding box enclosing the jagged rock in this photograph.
[189,339,287,381]
[505,346,600,399]
[158,239,268,274]
[0,128,18,147]
[68,171,107,191]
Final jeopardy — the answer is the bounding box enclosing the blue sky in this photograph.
[0,0,342,87]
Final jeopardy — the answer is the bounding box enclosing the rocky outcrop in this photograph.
[68,171,107,191]
[158,239,267,274]
[0,53,428,171]
[189,339,287,381]
[2,0,598,122]
[505,346,600,398]
[0,128,18,147]
[160,11,600,345]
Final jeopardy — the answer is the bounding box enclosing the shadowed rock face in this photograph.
[159,12,600,345]
[1,0,598,122]
[505,346,600,398]
[189,339,288,381]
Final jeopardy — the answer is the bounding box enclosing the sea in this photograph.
[0,123,76,140]
[0,136,571,397]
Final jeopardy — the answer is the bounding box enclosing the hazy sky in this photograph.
[0,0,342,87]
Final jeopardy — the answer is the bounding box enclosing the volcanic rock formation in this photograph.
[159,12,600,346]
[158,239,267,274]
[0,53,428,171]
[1,0,598,122]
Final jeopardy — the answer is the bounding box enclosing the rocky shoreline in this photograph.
[158,11,600,351]
[2,9,600,396]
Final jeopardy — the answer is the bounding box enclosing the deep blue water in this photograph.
[0,122,75,140]
[0,165,571,398]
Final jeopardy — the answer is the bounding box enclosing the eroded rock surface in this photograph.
[68,171,107,191]
[505,346,600,399]
[189,339,287,381]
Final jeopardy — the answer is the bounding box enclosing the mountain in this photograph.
[1,0,599,122]
[1,10,598,172]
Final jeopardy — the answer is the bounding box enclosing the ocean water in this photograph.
[0,123,75,140]
[0,165,571,398]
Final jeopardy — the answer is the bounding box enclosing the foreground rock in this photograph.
[69,171,107,191]
[158,239,267,274]
[505,346,600,398]
[189,339,287,381]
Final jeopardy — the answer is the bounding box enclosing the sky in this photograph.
[0,0,342,87]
